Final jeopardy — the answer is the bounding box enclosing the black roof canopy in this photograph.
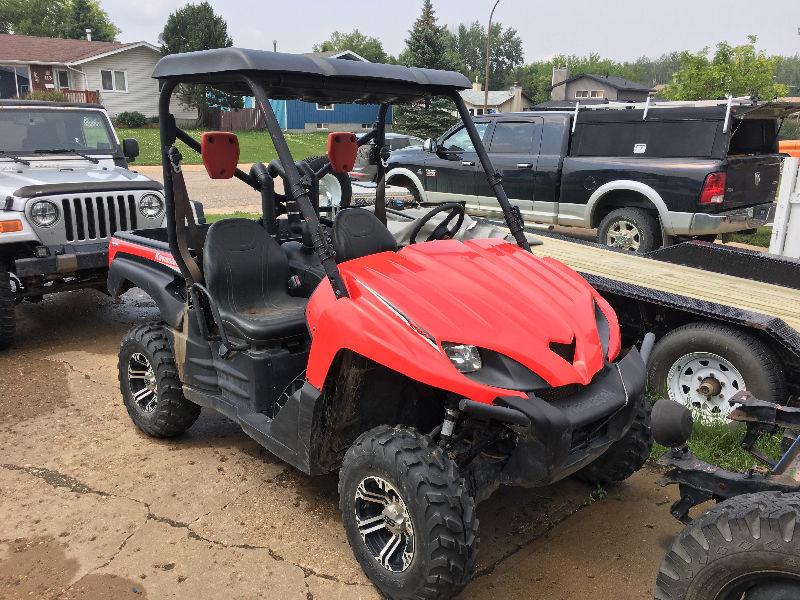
[153,47,471,104]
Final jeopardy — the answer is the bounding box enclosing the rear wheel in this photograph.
[598,207,661,253]
[118,322,200,438]
[339,425,478,600]
[655,492,800,600]
[0,268,15,350]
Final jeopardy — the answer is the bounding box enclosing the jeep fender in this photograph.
[107,256,186,329]
[386,167,427,202]
[588,180,673,232]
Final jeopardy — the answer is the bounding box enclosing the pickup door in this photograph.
[425,122,490,210]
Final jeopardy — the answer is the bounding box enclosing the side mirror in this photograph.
[423,138,437,153]
[122,138,139,161]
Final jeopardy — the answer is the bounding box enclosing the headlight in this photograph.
[443,343,482,373]
[30,200,59,227]
[139,193,164,219]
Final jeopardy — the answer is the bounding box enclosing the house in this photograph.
[459,81,534,115]
[245,50,393,132]
[0,33,196,122]
[545,67,652,107]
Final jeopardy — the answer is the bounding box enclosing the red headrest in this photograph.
[201,132,240,179]
[327,132,358,173]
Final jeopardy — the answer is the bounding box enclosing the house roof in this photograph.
[0,34,158,65]
[459,88,531,107]
[550,73,651,92]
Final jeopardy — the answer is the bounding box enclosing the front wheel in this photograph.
[0,269,15,350]
[339,426,478,600]
[656,492,800,600]
[597,207,661,253]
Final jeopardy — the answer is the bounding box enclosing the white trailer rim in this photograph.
[667,351,746,422]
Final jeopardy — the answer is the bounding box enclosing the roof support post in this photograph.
[373,103,390,226]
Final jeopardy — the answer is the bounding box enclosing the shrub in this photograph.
[28,90,68,102]
[116,111,147,128]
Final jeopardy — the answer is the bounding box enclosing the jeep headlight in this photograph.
[30,200,59,227]
[139,193,164,219]
[443,343,482,373]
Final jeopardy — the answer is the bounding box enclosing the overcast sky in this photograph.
[102,0,799,62]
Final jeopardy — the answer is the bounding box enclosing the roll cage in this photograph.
[154,48,530,298]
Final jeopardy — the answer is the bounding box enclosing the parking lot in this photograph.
[0,288,684,599]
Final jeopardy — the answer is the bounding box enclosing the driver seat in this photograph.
[203,219,308,344]
[333,208,397,262]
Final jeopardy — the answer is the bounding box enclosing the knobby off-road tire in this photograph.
[597,207,662,253]
[575,393,653,485]
[339,425,478,600]
[656,492,800,600]
[304,155,353,209]
[0,269,15,350]
[118,322,200,438]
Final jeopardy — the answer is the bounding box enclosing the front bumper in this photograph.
[668,203,776,236]
[498,346,647,487]
[14,242,108,278]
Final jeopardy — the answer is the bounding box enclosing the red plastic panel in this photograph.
[201,132,240,179]
[327,132,358,173]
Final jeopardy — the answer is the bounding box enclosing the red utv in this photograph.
[107,48,654,600]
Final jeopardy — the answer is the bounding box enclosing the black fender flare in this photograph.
[107,256,187,329]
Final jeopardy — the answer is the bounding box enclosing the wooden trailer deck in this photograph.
[532,236,800,333]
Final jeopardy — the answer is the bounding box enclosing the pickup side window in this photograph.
[488,122,539,154]
[440,123,489,152]
[572,121,719,158]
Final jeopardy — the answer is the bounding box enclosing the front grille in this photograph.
[61,195,138,241]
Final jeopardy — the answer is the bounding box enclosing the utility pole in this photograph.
[483,0,501,114]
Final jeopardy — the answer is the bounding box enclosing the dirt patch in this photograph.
[0,355,69,424]
[0,537,146,600]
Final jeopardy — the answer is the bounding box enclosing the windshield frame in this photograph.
[0,106,122,158]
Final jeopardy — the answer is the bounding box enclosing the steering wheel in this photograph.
[408,202,466,244]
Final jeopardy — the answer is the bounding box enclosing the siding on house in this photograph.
[284,100,392,131]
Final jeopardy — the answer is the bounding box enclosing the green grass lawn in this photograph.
[728,226,772,248]
[118,128,328,166]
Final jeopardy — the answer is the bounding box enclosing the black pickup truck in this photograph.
[386,99,798,252]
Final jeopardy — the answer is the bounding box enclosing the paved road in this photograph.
[0,288,685,599]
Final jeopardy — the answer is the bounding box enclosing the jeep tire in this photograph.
[655,492,800,600]
[339,425,478,600]
[598,207,661,253]
[575,393,652,485]
[118,322,200,438]
[0,268,15,350]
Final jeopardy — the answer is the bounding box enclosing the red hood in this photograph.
[336,238,619,387]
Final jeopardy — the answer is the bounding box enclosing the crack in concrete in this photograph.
[0,463,369,588]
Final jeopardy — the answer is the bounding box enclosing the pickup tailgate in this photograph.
[722,154,781,210]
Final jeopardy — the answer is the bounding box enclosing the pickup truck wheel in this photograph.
[655,492,800,600]
[118,322,200,438]
[0,269,15,350]
[647,322,786,423]
[574,393,652,485]
[304,156,353,210]
[598,208,661,253]
[339,425,478,600]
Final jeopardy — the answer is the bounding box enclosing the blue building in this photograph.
[245,50,393,133]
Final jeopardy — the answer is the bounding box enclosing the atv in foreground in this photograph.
[653,394,800,600]
[109,48,654,599]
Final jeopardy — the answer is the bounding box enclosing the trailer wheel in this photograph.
[655,492,800,600]
[118,322,200,438]
[575,393,652,485]
[648,322,786,421]
[598,207,661,253]
[304,156,353,210]
[0,268,15,350]
[339,425,478,600]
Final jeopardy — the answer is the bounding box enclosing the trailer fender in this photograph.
[108,256,186,329]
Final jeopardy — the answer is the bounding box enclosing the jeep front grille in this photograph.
[61,195,138,241]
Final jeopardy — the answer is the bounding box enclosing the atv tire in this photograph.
[339,425,478,600]
[598,207,661,253]
[118,322,200,438]
[304,155,353,209]
[655,492,800,600]
[0,269,15,350]
[575,393,652,485]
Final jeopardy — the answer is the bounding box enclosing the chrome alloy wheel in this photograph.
[127,352,158,413]
[354,476,415,573]
[667,352,746,422]
[606,219,642,251]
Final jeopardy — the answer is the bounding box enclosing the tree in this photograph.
[447,21,523,90]
[394,0,459,139]
[664,36,789,101]
[66,0,119,42]
[0,0,117,40]
[159,2,242,121]
[313,30,390,63]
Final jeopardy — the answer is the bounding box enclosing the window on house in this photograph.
[575,90,589,99]
[316,103,334,111]
[100,69,127,92]
[0,66,30,99]
[55,70,70,89]
[590,90,604,99]
[361,123,371,129]
[316,123,328,130]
